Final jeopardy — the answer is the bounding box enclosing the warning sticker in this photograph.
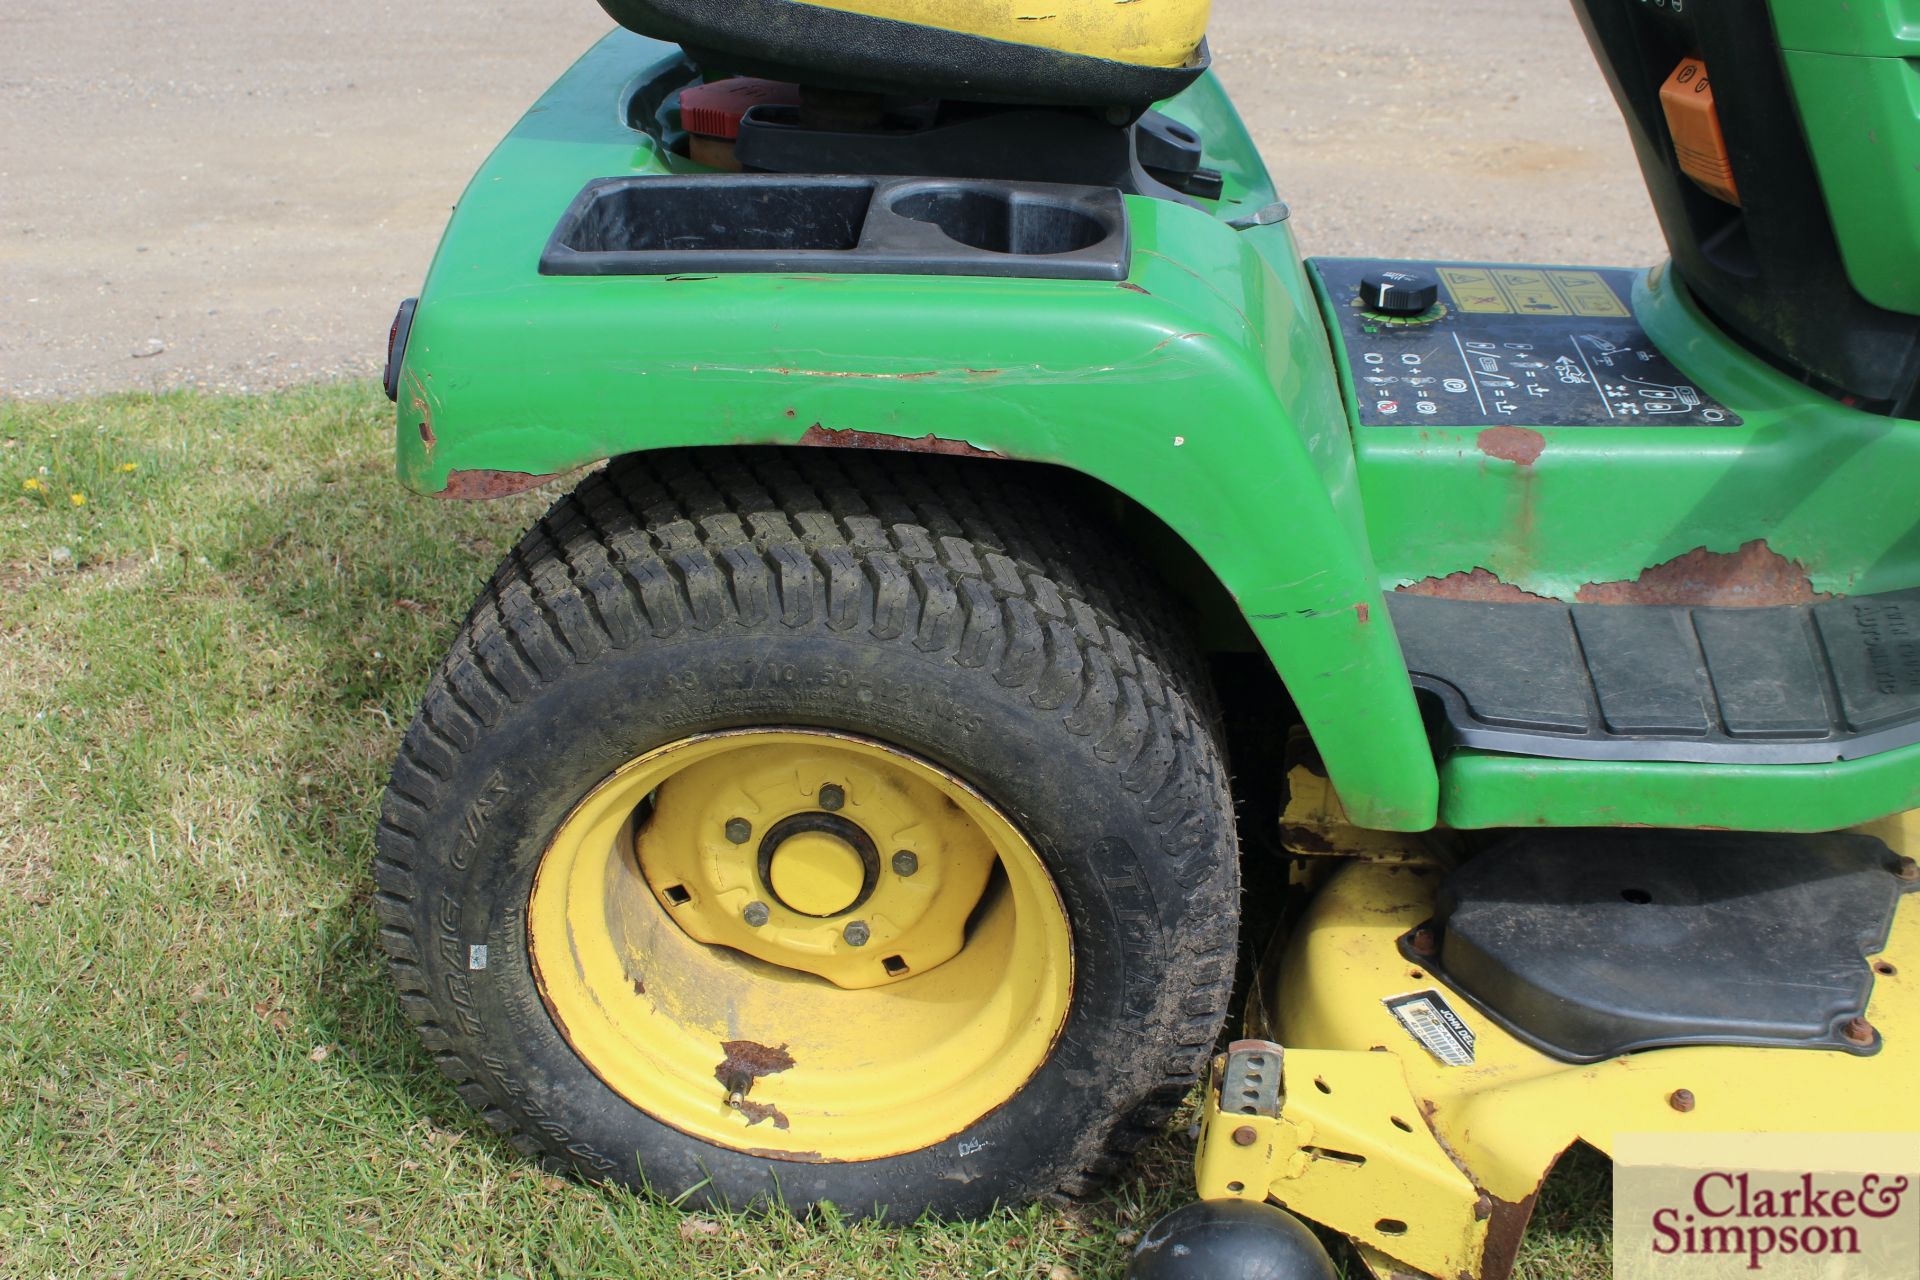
[1438,267,1512,314]
[1546,269,1630,318]
[1439,267,1629,319]
[1492,268,1570,316]
[1384,991,1477,1067]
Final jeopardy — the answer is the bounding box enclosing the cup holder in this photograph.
[542,175,1128,280]
[558,178,874,255]
[890,187,1109,257]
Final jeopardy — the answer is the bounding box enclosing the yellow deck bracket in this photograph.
[1197,1040,1487,1276]
[1195,1040,1287,1199]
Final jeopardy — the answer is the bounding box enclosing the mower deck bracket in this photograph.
[1197,1043,1487,1278]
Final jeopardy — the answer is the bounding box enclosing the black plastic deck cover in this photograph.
[1419,829,1914,1062]
[1388,588,1920,764]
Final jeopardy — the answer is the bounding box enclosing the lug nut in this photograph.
[1668,1089,1695,1114]
[843,920,870,946]
[1409,927,1438,957]
[819,783,845,812]
[892,850,919,877]
[742,901,770,928]
[1896,857,1919,883]
[1232,1126,1258,1147]
[1843,1016,1876,1047]
[724,817,752,845]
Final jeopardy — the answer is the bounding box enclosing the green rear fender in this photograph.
[396,204,1439,829]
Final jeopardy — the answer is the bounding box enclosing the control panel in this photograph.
[1313,258,1741,429]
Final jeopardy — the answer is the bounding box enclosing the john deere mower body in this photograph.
[379,1,1920,1275]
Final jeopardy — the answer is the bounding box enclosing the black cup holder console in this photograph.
[541,175,1128,280]
[889,187,1108,257]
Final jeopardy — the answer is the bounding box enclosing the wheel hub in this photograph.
[632,736,1002,989]
[757,815,876,918]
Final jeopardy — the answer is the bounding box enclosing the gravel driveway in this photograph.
[1,0,1663,398]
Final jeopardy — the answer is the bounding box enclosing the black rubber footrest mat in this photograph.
[1388,588,1920,763]
[1412,829,1916,1062]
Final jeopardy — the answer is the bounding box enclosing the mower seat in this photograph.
[595,0,1212,110]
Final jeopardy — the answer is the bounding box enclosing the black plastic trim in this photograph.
[383,297,417,403]
[731,103,1208,206]
[540,174,1130,281]
[1389,588,1920,764]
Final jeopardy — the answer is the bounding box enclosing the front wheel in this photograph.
[374,450,1239,1217]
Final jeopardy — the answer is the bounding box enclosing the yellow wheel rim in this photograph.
[527,728,1074,1161]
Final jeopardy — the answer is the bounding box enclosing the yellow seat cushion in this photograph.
[801,0,1209,69]
[598,0,1211,107]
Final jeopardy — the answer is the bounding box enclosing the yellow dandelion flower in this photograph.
[22,477,44,491]
[117,462,138,473]
[68,492,86,507]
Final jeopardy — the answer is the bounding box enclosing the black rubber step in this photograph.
[1388,587,1920,763]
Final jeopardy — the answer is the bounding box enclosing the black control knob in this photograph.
[1358,270,1439,317]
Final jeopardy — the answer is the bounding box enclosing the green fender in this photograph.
[393,32,1440,829]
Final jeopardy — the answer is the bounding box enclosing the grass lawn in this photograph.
[0,386,1611,1278]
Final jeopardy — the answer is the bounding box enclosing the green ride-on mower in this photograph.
[375,1,1920,1275]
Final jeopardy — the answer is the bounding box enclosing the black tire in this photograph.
[373,448,1239,1218]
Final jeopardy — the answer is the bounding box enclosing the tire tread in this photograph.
[376,448,1237,1204]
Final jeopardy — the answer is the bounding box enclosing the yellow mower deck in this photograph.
[1194,785,1920,1280]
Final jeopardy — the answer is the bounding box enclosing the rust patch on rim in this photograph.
[735,1098,791,1130]
[435,468,558,500]
[1576,540,1828,607]
[715,1038,794,1099]
[797,424,1005,460]
[1396,569,1554,604]
[1477,426,1546,467]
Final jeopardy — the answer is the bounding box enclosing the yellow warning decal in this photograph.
[1443,264,1635,320]
[1438,267,1511,314]
[1439,266,1631,318]
[1492,268,1570,315]
[1547,269,1630,318]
